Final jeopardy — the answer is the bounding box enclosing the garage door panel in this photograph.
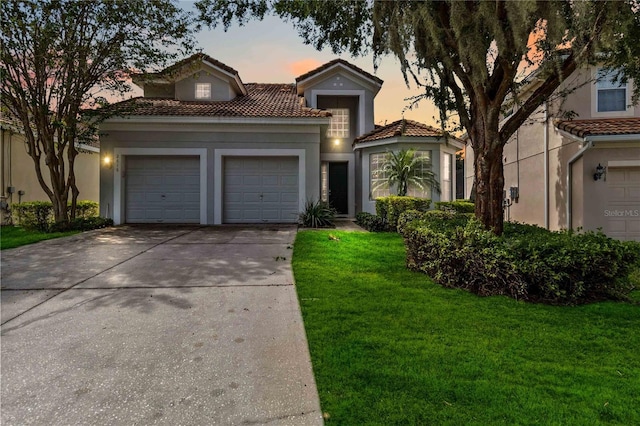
[281,193,298,203]
[281,175,298,186]
[243,176,262,186]
[224,156,299,223]
[126,156,200,224]
[262,176,279,186]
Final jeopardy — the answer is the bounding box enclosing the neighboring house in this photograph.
[0,116,100,224]
[99,54,461,224]
[464,65,640,241]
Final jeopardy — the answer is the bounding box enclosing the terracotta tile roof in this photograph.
[137,53,240,79]
[295,59,383,85]
[555,117,640,138]
[108,84,331,118]
[354,119,448,144]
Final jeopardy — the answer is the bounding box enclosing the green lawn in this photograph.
[0,226,79,250]
[292,231,640,425]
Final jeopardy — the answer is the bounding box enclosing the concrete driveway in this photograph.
[1,225,323,425]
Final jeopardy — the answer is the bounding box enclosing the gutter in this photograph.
[543,102,549,229]
[566,141,593,230]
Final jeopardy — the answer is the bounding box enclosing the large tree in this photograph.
[1,0,194,226]
[197,0,640,234]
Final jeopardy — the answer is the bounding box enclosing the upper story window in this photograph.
[327,108,350,138]
[195,83,211,100]
[596,69,627,112]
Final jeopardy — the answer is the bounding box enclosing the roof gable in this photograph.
[133,53,247,96]
[296,59,383,95]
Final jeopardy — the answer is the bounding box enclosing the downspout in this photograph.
[1,128,4,197]
[543,102,549,229]
[566,141,593,230]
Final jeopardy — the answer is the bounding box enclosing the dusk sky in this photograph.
[168,2,441,128]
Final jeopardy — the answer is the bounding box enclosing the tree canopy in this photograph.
[197,0,640,234]
[1,0,195,225]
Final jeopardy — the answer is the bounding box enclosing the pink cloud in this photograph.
[287,58,323,77]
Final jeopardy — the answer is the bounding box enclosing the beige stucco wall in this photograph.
[464,65,639,239]
[551,66,638,120]
[1,128,99,222]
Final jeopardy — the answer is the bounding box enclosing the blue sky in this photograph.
[177,1,440,127]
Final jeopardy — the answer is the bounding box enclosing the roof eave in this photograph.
[353,135,453,150]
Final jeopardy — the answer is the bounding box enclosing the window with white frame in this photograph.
[596,68,627,112]
[327,108,350,138]
[407,151,433,199]
[195,83,211,100]
[370,153,390,199]
[442,153,453,201]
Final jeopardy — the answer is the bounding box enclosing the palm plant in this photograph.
[376,149,441,196]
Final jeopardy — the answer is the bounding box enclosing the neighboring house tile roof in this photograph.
[354,119,448,144]
[555,117,640,138]
[295,59,383,85]
[109,84,331,118]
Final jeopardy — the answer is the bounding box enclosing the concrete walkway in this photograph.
[1,225,323,425]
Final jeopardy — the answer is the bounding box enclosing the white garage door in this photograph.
[606,167,640,241]
[125,156,200,224]
[224,157,299,223]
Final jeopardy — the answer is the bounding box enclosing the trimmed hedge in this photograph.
[435,200,475,213]
[375,196,431,231]
[399,212,640,305]
[355,212,386,232]
[13,200,103,232]
[12,201,53,232]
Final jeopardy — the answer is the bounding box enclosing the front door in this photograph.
[329,162,348,215]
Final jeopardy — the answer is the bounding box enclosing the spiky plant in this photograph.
[375,149,441,196]
[299,199,337,228]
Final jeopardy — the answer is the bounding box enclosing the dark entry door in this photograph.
[329,162,348,214]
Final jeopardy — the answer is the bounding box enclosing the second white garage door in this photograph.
[224,157,299,223]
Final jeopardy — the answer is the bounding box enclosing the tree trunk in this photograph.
[470,111,505,235]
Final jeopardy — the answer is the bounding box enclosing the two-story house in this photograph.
[99,54,462,224]
[464,66,640,241]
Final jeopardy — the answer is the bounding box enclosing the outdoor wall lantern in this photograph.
[593,163,606,181]
[333,139,340,146]
[103,155,113,169]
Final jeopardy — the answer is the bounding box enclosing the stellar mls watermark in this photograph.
[604,209,640,217]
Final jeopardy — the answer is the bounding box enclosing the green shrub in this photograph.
[400,213,640,305]
[507,229,640,303]
[435,200,475,213]
[73,200,99,218]
[12,201,54,231]
[355,212,387,232]
[375,196,431,231]
[401,217,527,299]
[396,209,426,235]
[299,199,336,228]
[50,216,114,232]
[13,200,101,232]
